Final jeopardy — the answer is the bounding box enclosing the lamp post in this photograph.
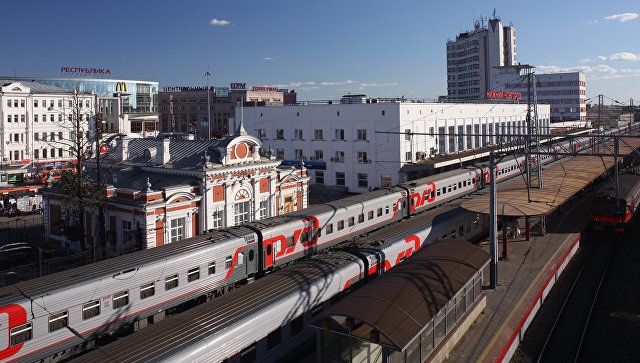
[205,69,212,140]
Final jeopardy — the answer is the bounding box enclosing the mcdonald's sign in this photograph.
[115,82,127,92]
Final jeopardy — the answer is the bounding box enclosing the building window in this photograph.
[357,129,367,141]
[358,173,368,188]
[336,172,345,186]
[314,129,324,140]
[234,190,252,224]
[276,148,284,160]
[34,150,39,159]
[112,290,129,309]
[48,311,68,332]
[334,150,344,163]
[169,218,185,243]
[294,129,303,140]
[276,129,284,139]
[406,152,412,161]
[212,210,224,229]
[82,300,100,320]
[294,149,303,159]
[258,200,269,219]
[315,171,324,184]
[335,129,345,140]
[313,150,324,161]
[258,129,267,139]
[357,152,368,163]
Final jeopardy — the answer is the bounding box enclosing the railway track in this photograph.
[535,233,617,362]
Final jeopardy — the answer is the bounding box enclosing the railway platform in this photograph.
[447,185,595,362]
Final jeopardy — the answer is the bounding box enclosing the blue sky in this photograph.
[3,1,639,103]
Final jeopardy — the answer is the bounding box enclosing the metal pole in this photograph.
[206,69,211,140]
[489,151,498,289]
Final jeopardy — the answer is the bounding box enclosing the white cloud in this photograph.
[609,52,640,61]
[604,13,639,22]
[580,58,592,63]
[263,57,275,61]
[209,18,231,26]
[536,63,640,80]
[275,80,399,91]
[597,55,608,61]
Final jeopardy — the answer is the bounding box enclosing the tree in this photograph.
[45,89,105,253]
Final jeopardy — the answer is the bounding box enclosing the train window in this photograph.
[48,311,69,332]
[10,322,32,346]
[208,262,216,275]
[458,182,462,188]
[453,185,457,191]
[377,208,382,217]
[240,344,257,363]
[442,234,447,239]
[274,241,283,254]
[437,190,441,196]
[237,252,245,266]
[267,327,282,350]
[112,290,129,309]
[291,315,304,336]
[450,230,456,238]
[348,217,354,227]
[368,211,374,220]
[165,274,179,290]
[188,267,200,282]
[286,236,295,247]
[459,226,464,236]
[225,256,233,269]
[300,230,310,242]
[447,186,452,192]
[358,214,364,223]
[337,221,344,230]
[326,224,333,234]
[249,250,255,261]
[82,300,101,320]
[140,282,155,299]
[385,206,390,214]
[442,188,446,195]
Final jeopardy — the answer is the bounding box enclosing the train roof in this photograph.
[0,226,255,302]
[594,173,640,201]
[74,250,363,362]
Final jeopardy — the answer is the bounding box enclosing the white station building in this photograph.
[238,98,550,192]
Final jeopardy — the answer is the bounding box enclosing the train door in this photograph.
[243,234,258,276]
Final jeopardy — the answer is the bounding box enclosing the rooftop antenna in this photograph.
[237,97,247,136]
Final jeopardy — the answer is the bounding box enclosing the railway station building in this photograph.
[237,98,550,192]
[41,122,310,254]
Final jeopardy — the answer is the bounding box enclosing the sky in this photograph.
[2,0,639,104]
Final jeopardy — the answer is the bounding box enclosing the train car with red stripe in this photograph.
[592,173,640,236]
[72,205,486,363]
[0,226,259,363]
[244,188,407,272]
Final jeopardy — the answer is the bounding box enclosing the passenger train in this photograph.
[592,172,640,235]
[75,205,487,363]
[0,124,634,362]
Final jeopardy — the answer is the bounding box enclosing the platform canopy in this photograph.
[462,138,640,217]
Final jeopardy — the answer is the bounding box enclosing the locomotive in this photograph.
[592,172,640,235]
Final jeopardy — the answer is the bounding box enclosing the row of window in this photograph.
[264,128,368,142]
[4,99,91,109]
[313,171,368,188]
[8,257,254,347]
[5,113,89,124]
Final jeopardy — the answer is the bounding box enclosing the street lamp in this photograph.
[205,69,212,140]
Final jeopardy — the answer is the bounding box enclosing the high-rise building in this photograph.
[446,14,516,101]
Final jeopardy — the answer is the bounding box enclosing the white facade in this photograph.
[447,16,517,101]
[495,71,586,123]
[0,82,94,183]
[238,101,550,192]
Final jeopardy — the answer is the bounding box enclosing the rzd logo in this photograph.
[115,82,127,92]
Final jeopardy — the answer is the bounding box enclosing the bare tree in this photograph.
[44,89,101,252]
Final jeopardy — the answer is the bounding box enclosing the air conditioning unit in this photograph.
[48,107,54,111]
[366,159,372,163]
[309,157,316,161]
[330,157,336,162]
